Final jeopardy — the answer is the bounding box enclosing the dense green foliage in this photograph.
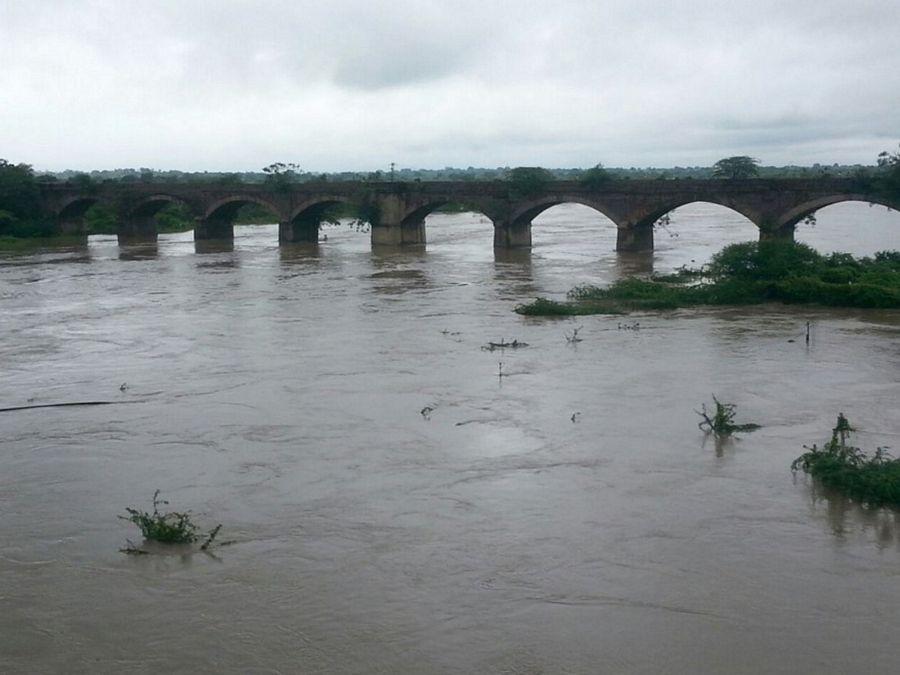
[712,156,760,179]
[579,163,612,189]
[506,167,554,197]
[0,159,53,237]
[792,415,900,508]
[120,490,200,543]
[516,241,900,315]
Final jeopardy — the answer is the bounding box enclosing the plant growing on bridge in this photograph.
[792,414,900,508]
[696,396,760,437]
[712,156,760,180]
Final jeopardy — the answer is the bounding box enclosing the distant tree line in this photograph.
[35,159,888,186]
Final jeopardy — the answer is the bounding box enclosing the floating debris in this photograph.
[482,338,529,352]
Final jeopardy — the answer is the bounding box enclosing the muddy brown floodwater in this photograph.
[1,203,899,674]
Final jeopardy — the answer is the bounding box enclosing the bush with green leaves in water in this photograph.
[696,396,760,437]
[516,241,900,315]
[120,490,221,548]
[792,414,900,508]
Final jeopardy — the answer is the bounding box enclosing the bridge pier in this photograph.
[118,217,158,244]
[616,225,654,252]
[493,220,532,248]
[279,220,319,243]
[371,220,426,246]
[194,218,234,241]
[759,223,796,243]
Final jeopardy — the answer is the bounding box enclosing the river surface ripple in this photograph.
[1,204,899,674]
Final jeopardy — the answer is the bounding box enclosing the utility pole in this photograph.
[390,162,396,182]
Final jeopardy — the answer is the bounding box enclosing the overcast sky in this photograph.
[2,0,898,172]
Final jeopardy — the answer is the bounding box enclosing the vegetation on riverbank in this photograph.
[792,414,900,508]
[516,241,900,315]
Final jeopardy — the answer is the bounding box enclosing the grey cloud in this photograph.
[1,1,898,170]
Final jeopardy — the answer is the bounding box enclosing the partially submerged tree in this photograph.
[792,414,900,508]
[696,396,760,436]
[712,156,760,180]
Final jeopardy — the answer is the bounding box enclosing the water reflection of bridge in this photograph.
[39,178,897,251]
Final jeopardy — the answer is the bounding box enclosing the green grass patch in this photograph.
[0,234,87,251]
[792,414,900,509]
[516,241,900,316]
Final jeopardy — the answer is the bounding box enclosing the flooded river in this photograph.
[1,203,899,673]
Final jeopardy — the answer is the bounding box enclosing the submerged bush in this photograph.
[696,396,760,437]
[516,241,900,316]
[120,490,221,549]
[792,414,900,508]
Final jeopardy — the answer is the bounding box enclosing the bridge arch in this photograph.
[203,195,284,223]
[281,196,358,243]
[776,194,900,229]
[398,199,498,248]
[54,196,109,236]
[289,196,354,224]
[508,195,624,229]
[114,194,199,243]
[398,199,504,248]
[127,194,190,219]
[792,199,900,256]
[400,199,496,228]
[634,198,761,231]
[57,196,102,221]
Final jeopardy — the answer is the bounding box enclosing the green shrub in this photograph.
[120,490,221,550]
[792,414,900,508]
[707,240,822,281]
[696,396,760,436]
[518,240,900,316]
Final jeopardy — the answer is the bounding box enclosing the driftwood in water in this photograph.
[482,339,529,352]
[0,400,140,413]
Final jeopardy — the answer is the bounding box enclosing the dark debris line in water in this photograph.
[0,400,142,412]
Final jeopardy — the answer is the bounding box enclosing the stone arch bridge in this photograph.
[38,178,897,251]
